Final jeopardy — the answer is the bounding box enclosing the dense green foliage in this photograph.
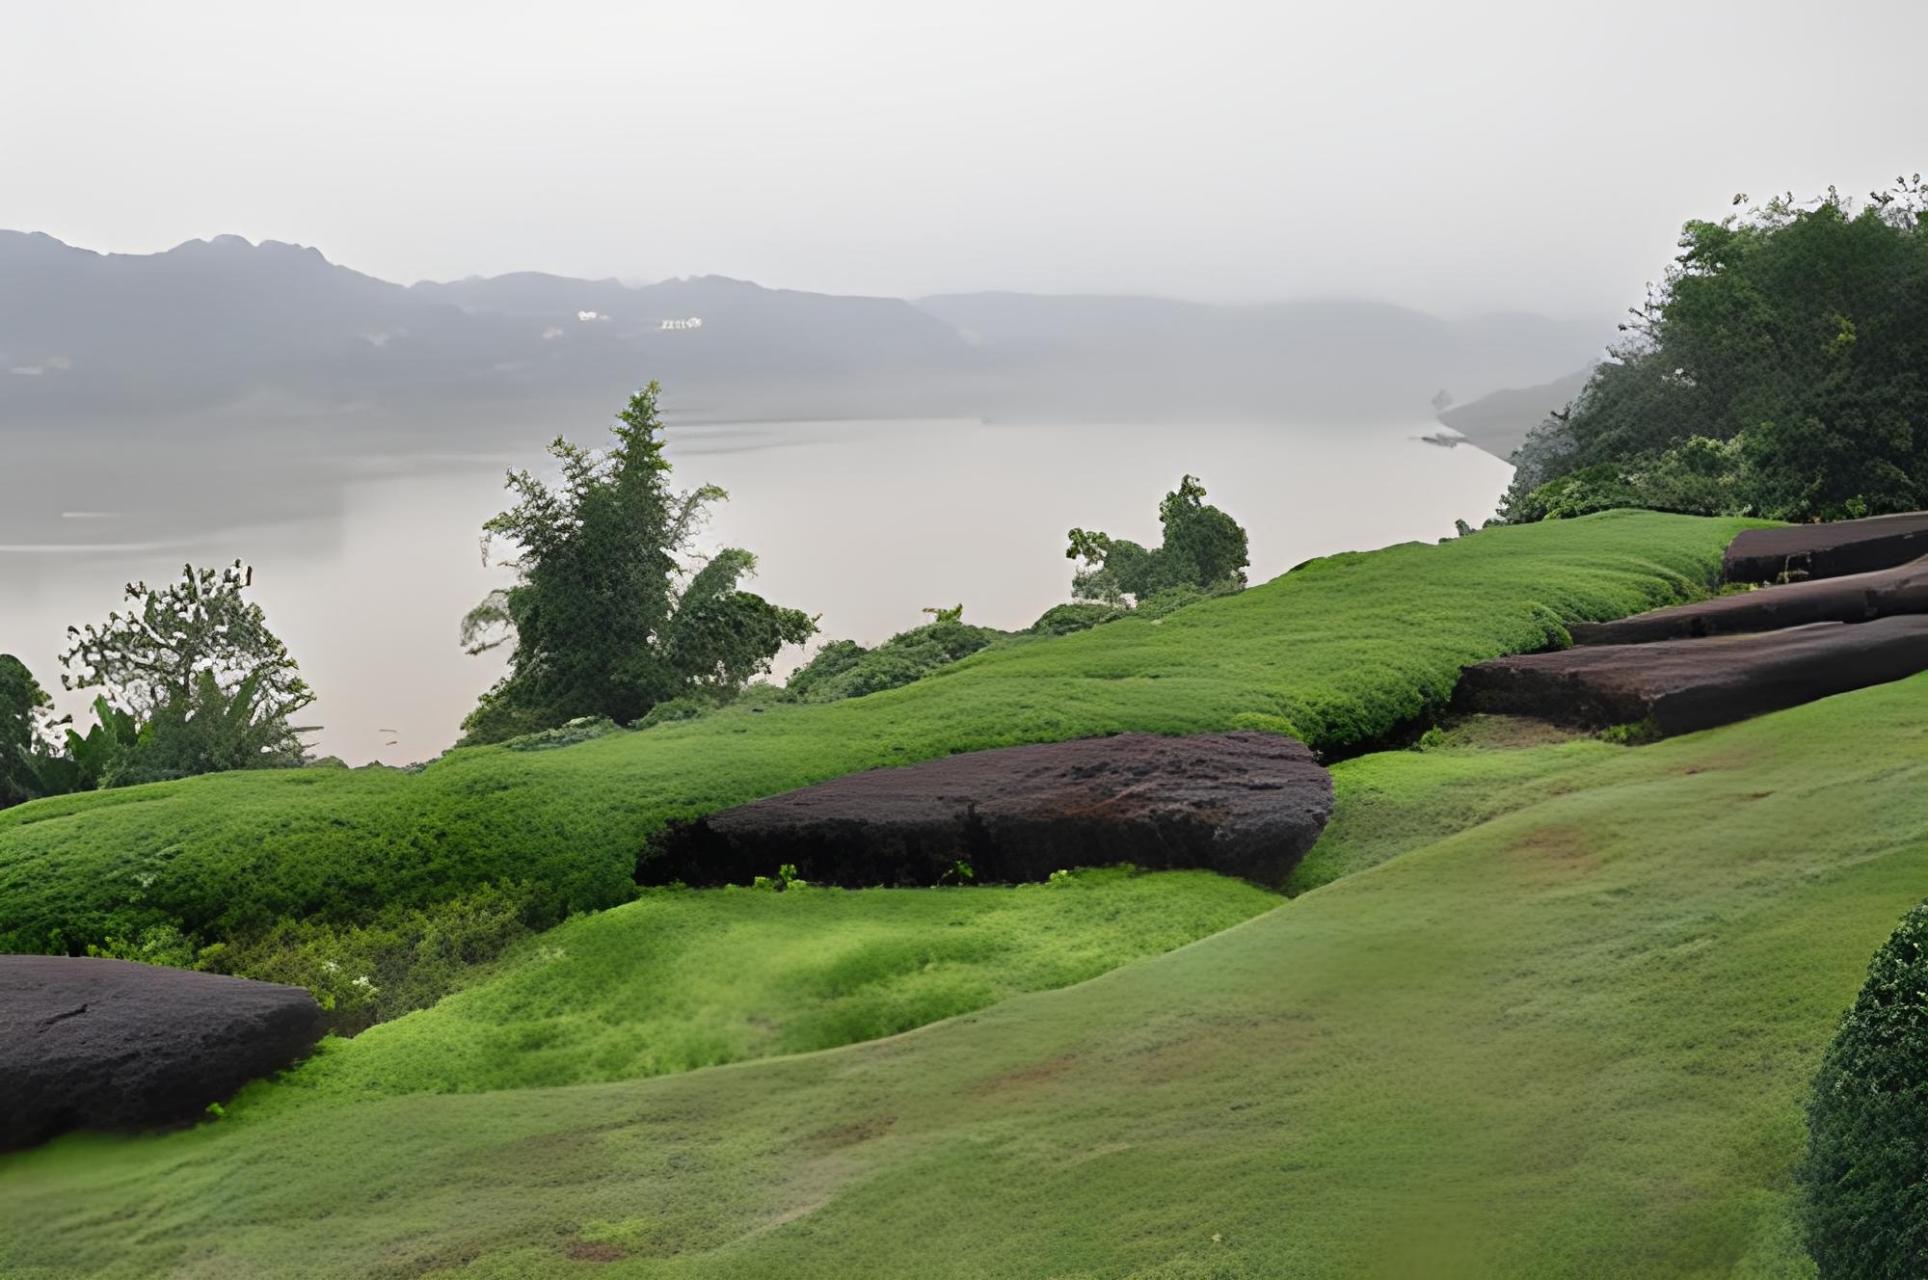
[783,616,1006,703]
[26,697,143,797]
[1067,473,1250,602]
[252,867,1277,1105]
[1505,179,1928,523]
[1025,600,1126,635]
[52,562,315,786]
[0,655,53,809]
[460,384,817,744]
[0,513,1754,997]
[8,671,1923,1277]
[1800,903,1928,1279]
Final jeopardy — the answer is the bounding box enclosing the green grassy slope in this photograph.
[1285,715,1612,894]
[8,673,1922,1279]
[0,511,1761,957]
[249,868,1278,1104]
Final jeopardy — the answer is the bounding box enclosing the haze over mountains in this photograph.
[1436,366,1598,460]
[1,231,1608,432]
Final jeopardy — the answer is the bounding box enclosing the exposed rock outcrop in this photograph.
[1724,512,1928,584]
[0,956,325,1151]
[1571,557,1928,646]
[1453,616,1928,736]
[643,731,1333,889]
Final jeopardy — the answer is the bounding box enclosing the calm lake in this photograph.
[1,418,1509,763]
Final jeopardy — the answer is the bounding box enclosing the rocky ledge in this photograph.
[1571,556,1928,646]
[1,955,326,1151]
[642,731,1333,889]
[1454,615,1928,736]
[1724,511,1928,584]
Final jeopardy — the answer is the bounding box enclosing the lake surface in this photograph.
[0,418,1509,763]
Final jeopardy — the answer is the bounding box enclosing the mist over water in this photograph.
[0,417,1509,764]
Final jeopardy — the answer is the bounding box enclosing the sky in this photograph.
[4,0,1925,317]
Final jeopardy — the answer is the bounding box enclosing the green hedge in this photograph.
[1801,902,1928,1279]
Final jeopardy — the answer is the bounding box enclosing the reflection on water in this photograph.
[0,418,1510,764]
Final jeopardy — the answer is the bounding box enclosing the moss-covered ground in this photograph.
[250,868,1278,1105]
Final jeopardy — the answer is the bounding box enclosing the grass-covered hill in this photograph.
[7,667,1922,1277]
[0,511,1760,974]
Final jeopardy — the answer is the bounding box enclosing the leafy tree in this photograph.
[1503,178,1928,522]
[1067,475,1249,604]
[460,383,817,744]
[0,655,55,809]
[59,562,314,783]
[1800,902,1928,1278]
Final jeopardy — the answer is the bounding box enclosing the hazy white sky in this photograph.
[5,0,1923,315]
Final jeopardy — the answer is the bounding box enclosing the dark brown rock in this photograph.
[0,956,325,1151]
[1572,556,1928,646]
[1724,512,1928,584]
[643,732,1333,889]
[1454,616,1928,736]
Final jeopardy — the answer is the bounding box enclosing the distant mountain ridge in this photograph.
[0,231,1608,429]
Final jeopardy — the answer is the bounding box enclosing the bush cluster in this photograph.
[784,619,1006,703]
[1801,903,1928,1279]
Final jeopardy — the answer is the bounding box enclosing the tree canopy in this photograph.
[460,383,817,745]
[0,655,53,809]
[57,562,314,785]
[1504,178,1928,523]
[1066,475,1249,604]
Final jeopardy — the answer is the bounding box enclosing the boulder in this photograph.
[643,731,1333,888]
[1724,512,1928,584]
[1453,616,1928,736]
[1571,557,1928,646]
[0,956,325,1151]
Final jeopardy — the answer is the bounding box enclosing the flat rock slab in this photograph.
[0,956,325,1151]
[1573,557,1928,646]
[1725,512,1928,584]
[1454,616,1928,736]
[644,731,1334,888]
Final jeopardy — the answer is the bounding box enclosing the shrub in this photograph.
[785,619,1005,703]
[1799,903,1928,1278]
[503,716,628,750]
[1027,602,1125,636]
[208,883,537,1034]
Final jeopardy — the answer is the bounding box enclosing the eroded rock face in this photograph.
[1724,512,1928,584]
[0,956,325,1151]
[1454,616,1928,736]
[643,731,1333,888]
[1571,556,1928,646]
